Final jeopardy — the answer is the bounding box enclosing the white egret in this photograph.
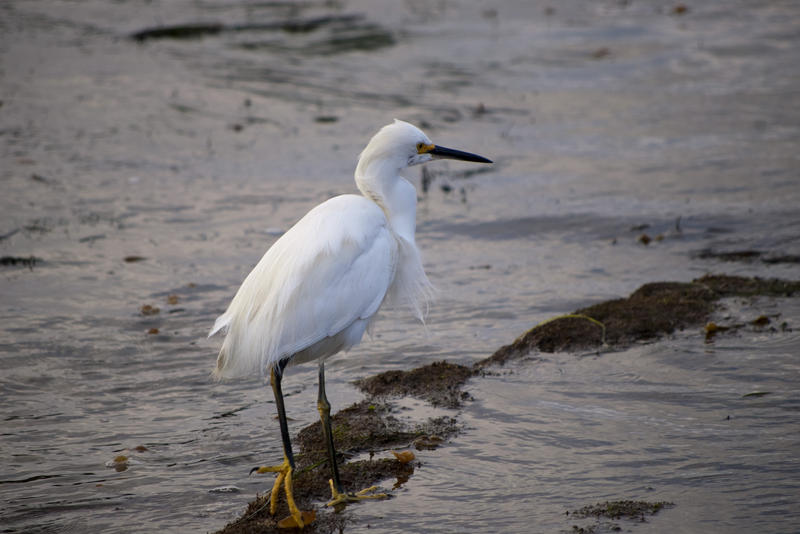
[209,119,491,527]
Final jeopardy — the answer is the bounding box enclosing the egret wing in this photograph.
[212,195,397,378]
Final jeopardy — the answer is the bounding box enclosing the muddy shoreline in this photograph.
[217,273,798,533]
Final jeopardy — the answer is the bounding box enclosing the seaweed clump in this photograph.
[478,274,799,368]
[354,360,474,409]
[566,500,674,534]
[570,500,674,521]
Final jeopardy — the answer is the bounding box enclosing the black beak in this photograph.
[429,145,493,164]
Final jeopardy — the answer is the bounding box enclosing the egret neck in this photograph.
[355,153,418,245]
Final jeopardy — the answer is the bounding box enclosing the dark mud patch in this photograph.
[479,274,800,368]
[130,15,396,58]
[570,500,674,520]
[567,501,675,521]
[694,248,800,264]
[131,15,363,42]
[354,360,474,409]
[0,255,40,269]
[762,255,800,264]
[566,500,674,532]
[696,273,800,297]
[694,248,762,262]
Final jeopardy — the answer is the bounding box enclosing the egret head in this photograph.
[357,119,492,177]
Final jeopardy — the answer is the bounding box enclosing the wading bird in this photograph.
[210,120,491,527]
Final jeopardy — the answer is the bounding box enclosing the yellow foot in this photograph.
[326,479,388,508]
[277,510,316,529]
[250,457,315,528]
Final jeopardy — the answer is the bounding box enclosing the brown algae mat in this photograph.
[480,274,800,368]
[216,274,798,532]
[566,500,675,533]
[354,360,474,409]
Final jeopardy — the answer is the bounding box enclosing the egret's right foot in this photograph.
[326,478,388,508]
[251,457,315,528]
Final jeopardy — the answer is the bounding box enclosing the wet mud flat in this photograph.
[217,274,799,533]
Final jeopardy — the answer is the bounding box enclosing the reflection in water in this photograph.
[1,0,799,532]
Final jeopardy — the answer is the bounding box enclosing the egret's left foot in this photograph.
[251,458,314,528]
[326,479,388,508]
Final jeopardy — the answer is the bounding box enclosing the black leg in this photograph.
[318,361,343,493]
[271,365,296,470]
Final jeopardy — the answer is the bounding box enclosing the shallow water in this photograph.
[2,0,799,532]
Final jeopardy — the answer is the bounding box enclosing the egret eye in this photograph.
[416,142,436,154]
